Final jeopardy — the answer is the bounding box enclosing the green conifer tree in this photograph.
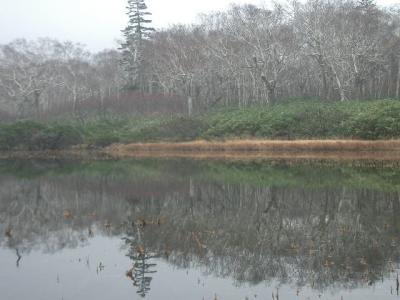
[120,0,155,89]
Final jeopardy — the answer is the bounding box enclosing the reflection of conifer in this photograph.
[124,227,157,297]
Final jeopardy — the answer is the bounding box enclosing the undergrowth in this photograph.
[1,99,400,150]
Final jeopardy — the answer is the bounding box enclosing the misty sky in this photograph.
[0,0,398,51]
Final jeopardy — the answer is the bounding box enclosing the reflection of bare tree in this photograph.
[4,232,23,267]
[15,248,21,267]
[122,183,400,290]
[0,160,399,292]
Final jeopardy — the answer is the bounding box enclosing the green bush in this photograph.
[345,101,400,139]
[159,117,208,141]
[0,122,83,150]
[1,99,400,151]
[122,117,208,142]
[30,124,84,150]
[204,100,400,140]
[0,121,46,150]
[91,134,120,147]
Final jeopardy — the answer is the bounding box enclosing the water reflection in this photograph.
[124,225,159,297]
[0,159,400,299]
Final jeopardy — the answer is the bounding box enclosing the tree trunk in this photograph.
[331,64,346,101]
[72,87,78,115]
[396,58,400,99]
[314,55,329,100]
[187,96,193,117]
[34,91,40,119]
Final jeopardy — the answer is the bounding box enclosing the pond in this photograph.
[0,158,399,300]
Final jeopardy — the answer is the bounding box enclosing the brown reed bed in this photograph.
[102,149,400,161]
[3,140,400,164]
[106,139,400,154]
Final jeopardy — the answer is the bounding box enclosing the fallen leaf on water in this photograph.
[157,218,166,225]
[135,219,146,227]
[126,268,134,279]
[5,228,12,238]
[289,243,300,251]
[137,245,145,255]
[324,259,334,267]
[63,210,72,219]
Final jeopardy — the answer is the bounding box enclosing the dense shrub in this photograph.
[123,117,208,142]
[345,102,400,139]
[204,100,400,140]
[0,121,46,150]
[91,134,120,148]
[30,124,84,150]
[1,99,400,151]
[0,122,83,150]
[159,117,208,141]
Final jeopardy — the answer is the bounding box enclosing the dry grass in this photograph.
[103,139,400,162]
[3,139,400,163]
[103,150,400,161]
[106,139,400,152]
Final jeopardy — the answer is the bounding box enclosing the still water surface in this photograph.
[0,159,399,300]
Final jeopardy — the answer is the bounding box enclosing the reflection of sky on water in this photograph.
[0,236,398,300]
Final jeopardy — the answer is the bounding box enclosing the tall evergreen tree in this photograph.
[120,0,155,89]
[358,0,376,9]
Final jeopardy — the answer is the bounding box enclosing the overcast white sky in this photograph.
[0,0,398,51]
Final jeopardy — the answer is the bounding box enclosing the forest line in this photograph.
[0,0,399,120]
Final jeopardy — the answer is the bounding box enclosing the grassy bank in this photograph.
[1,99,400,151]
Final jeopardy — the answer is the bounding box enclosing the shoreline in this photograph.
[2,139,400,162]
[103,139,400,161]
[106,139,400,153]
